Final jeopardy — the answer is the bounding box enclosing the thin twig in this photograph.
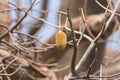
[13,31,54,46]
[106,0,120,32]
[7,2,59,28]
[65,26,93,42]
[8,1,93,43]
[86,48,98,77]
[0,23,9,32]
[70,71,120,79]
[75,14,106,77]
[100,64,103,80]
[0,64,22,76]
[95,0,120,16]
[104,0,120,31]
[76,0,120,72]
[83,0,88,17]
[8,0,36,32]
[0,58,17,73]
[0,0,36,40]
[59,12,62,29]
[67,0,120,79]
[2,65,11,80]
[67,0,78,76]
[77,8,86,46]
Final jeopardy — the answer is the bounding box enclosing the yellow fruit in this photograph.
[55,30,67,50]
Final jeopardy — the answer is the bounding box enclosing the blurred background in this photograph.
[0,0,120,80]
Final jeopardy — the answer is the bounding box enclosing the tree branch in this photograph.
[67,0,78,76]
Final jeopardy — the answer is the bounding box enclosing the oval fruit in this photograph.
[55,30,67,50]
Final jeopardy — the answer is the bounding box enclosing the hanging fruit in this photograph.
[55,30,67,50]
